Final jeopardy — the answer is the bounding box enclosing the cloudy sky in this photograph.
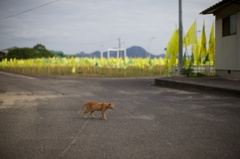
[0,0,220,55]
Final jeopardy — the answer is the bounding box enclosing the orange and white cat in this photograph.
[79,101,114,120]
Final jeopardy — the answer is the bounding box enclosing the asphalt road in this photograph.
[0,71,240,159]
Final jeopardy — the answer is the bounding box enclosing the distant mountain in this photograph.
[75,46,165,58]
[75,51,93,57]
[126,46,147,58]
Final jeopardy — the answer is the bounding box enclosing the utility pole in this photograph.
[118,38,121,58]
[178,0,183,75]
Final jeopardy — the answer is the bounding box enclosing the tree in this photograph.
[7,48,38,59]
[33,44,47,53]
[50,50,65,57]
[33,44,53,58]
[7,44,54,59]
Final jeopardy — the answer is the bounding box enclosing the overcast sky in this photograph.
[0,0,220,55]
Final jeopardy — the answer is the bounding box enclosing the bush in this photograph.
[181,67,193,76]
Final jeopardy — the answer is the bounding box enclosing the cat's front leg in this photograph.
[101,111,107,120]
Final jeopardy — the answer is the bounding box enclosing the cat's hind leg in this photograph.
[90,111,95,118]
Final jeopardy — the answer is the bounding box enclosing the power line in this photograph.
[0,0,60,21]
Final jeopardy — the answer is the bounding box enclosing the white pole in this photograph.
[100,45,104,58]
[118,38,121,58]
[124,49,127,59]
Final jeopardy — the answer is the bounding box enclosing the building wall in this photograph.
[238,11,240,71]
[215,9,240,78]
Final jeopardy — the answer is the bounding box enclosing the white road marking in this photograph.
[0,71,36,80]
[61,119,90,157]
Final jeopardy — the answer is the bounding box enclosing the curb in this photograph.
[154,78,240,97]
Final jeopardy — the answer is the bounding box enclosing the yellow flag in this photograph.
[183,20,197,46]
[72,66,76,74]
[191,40,198,65]
[208,22,215,61]
[166,29,179,56]
[199,21,207,57]
[165,29,179,70]
[197,37,202,65]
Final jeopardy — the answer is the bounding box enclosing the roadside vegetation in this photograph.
[0,44,214,77]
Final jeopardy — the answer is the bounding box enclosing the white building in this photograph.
[201,0,240,78]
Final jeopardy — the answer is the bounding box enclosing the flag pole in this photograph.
[178,0,183,75]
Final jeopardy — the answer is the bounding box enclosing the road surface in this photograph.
[0,72,240,159]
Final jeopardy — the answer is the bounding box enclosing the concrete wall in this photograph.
[215,8,240,78]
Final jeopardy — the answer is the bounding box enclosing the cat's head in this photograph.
[108,103,115,110]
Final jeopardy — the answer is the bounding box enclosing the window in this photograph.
[230,14,237,34]
[222,13,237,36]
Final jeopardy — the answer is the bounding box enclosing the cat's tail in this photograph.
[78,104,86,114]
